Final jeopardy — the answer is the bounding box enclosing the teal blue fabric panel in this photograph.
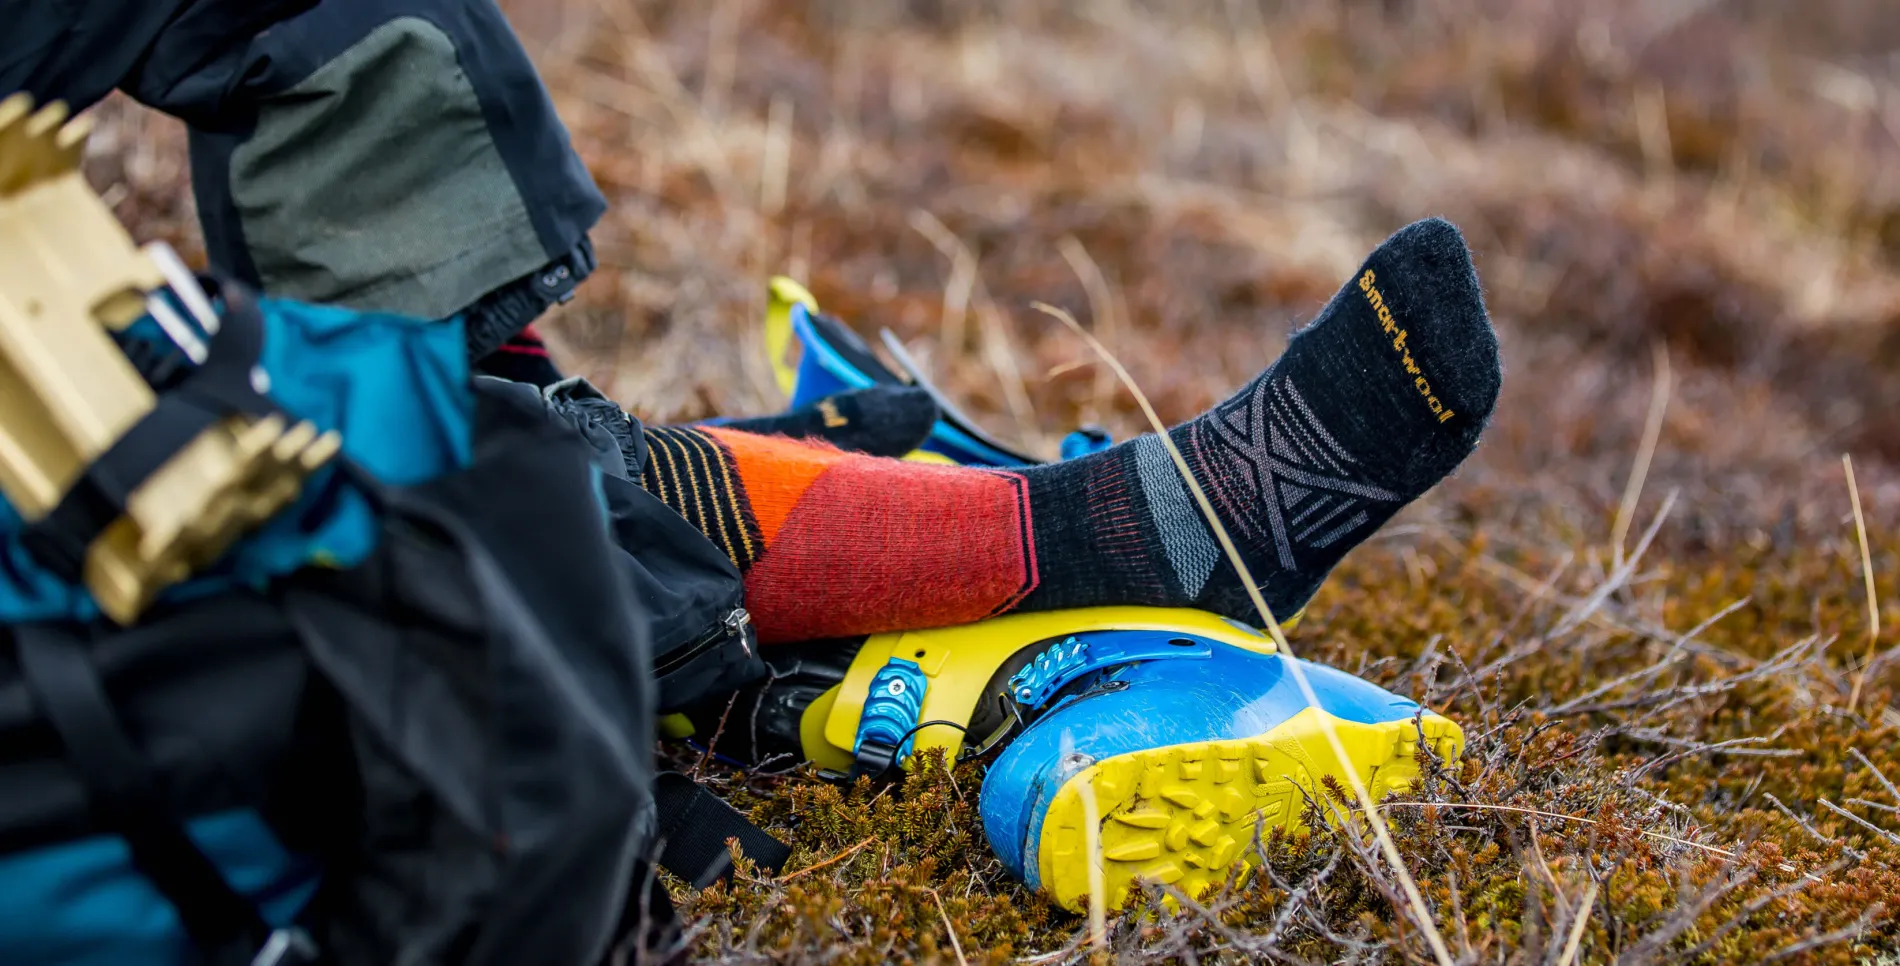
[0,808,321,966]
[0,298,471,622]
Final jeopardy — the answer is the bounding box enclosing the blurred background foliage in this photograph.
[82,1,1900,961]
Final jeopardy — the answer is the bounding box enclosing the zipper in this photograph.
[653,607,752,678]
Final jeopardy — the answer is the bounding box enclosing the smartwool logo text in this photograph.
[1358,269,1455,424]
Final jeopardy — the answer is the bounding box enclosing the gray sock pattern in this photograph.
[1310,509,1372,548]
[1016,218,1496,625]
[1276,379,1356,470]
[1131,434,1220,597]
[1200,372,1400,571]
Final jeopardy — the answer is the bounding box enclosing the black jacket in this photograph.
[1,0,316,115]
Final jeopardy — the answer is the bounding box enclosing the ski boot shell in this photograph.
[796,605,1280,775]
[979,635,1462,911]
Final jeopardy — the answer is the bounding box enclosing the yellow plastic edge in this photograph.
[798,684,858,773]
[765,276,817,399]
[899,449,958,465]
[657,713,696,740]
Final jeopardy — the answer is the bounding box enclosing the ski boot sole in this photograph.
[1035,706,1463,911]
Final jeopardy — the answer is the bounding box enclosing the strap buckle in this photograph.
[250,927,321,966]
[848,658,927,777]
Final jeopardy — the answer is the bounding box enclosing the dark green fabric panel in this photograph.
[228,16,545,319]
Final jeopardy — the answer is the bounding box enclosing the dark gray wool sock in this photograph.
[712,385,940,458]
[1016,217,1501,624]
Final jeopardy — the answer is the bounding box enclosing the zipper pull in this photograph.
[725,608,753,657]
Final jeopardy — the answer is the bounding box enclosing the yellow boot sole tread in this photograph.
[1035,707,1464,911]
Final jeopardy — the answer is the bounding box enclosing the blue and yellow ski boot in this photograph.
[682,280,1463,912]
[977,628,1461,910]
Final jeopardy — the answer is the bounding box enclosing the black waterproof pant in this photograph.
[2,0,605,356]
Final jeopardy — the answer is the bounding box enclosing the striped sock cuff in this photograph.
[642,426,763,569]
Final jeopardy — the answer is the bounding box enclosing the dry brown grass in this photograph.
[82,0,1900,962]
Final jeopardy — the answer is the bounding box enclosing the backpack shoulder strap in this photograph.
[12,623,277,963]
[652,771,791,888]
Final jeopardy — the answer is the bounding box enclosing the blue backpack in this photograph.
[0,285,784,966]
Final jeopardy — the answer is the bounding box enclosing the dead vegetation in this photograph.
[83,0,1900,962]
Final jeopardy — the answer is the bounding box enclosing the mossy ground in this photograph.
[678,543,1900,965]
[90,1,1900,962]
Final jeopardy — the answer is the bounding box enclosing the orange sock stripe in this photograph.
[739,457,1037,642]
[701,426,849,545]
[666,426,1040,643]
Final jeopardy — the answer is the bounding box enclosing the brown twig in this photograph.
[1554,880,1599,966]
[926,888,970,966]
[1844,454,1883,713]
[1374,799,1829,876]
[775,835,878,883]
[1610,340,1670,570]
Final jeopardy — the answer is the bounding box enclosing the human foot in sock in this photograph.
[704,386,940,457]
[639,218,1499,642]
[1022,216,1499,622]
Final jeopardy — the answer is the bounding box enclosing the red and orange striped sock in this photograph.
[641,425,1037,643]
[641,219,1499,644]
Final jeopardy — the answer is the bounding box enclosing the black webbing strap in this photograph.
[652,771,792,888]
[21,284,274,582]
[13,624,271,961]
[21,396,225,579]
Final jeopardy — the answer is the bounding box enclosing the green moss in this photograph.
[673,542,1899,964]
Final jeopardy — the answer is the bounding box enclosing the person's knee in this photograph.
[230,16,544,316]
[175,1,605,330]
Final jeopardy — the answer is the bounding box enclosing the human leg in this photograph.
[638,218,1500,643]
[124,0,604,372]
